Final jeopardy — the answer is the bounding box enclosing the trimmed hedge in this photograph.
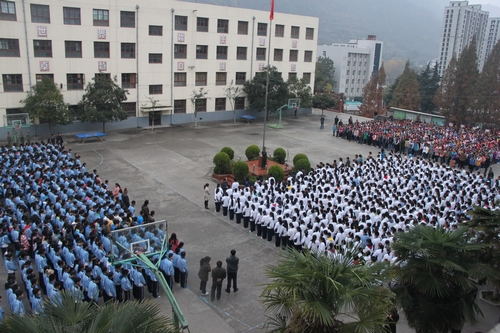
[273,148,286,164]
[232,161,249,182]
[293,153,309,165]
[220,147,234,160]
[245,144,260,161]
[268,165,285,183]
[293,158,311,173]
[213,152,231,175]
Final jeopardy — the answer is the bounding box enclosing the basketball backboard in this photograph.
[3,113,30,129]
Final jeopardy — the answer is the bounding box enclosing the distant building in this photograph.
[438,1,499,76]
[0,0,318,127]
[317,35,383,99]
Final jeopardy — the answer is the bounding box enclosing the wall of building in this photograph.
[0,0,318,125]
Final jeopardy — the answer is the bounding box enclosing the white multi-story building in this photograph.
[317,35,383,99]
[438,1,497,76]
[0,0,318,127]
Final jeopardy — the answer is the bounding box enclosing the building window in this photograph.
[288,73,297,81]
[0,1,16,21]
[174,100,186,113]
[63,7,80,25]
[197,17,208,32]
[305,27,314,40]
[149,25,163,36]
[149,53,162,63]
[289,50,298,62]
[274,49,283,61]
[303,73,311,84]
[196,45,208,59]
[36,74,54,85]
[304,50,313,62]
[174,44,187,59]
[235,72,246,85]
[0,38,19,57]
[236,47,247,60]
[174,73,187,87]
[33,40,52,58]
[275,24,284,37]
[121,102,136,117]
[216,72,226,86]
[94,42,109,58]
[235,97,245,110]
[120,11,135,28]
[256,48,266,61]
[291,26,300,39]
[92,9,109,26]
[195,99,207,112]
[65,41,82,58]
[218,19,229,33]
[257,23,267,36]
[30,4,49,23]
[121,73,136,89]
[195,72,207,86]
[121,43,135,59]
[175,15,187,31]
[66,74,84,90]
[215,98,226,111]
[217,46,227,60]
[238,21,248,35]
[149,84,162,94]
[2,74,22,92]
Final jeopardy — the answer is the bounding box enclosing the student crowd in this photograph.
[0,141,189,320]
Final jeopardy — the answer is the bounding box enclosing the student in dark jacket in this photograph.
[198,256,211,295]
[225,249,239,293]
[210,261,226,301]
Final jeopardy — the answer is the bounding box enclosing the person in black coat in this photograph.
[210,261,226,301]
[225,249,239,293]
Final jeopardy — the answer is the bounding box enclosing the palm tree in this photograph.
[0,291,178,333]
[391,226,495,333]
[260,248,395,333]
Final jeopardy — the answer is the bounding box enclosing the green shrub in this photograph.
[293,153,309,165]
[268,165,285,183]
[213,152,231,175]
[220,147,234,160]
[293,158,311,173]
[249,176,257,185]
[232,161,249,182]
[273,148,286,164]
[245,144,260,161]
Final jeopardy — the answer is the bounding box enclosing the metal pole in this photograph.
[250,16,256,82]
[170,8,175,125]
[135,5,140,127]
[262,19,273,150]
[21,0,33,92]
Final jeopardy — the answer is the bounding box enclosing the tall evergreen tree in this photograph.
[359,64,386,118]
[417,63,440,113]
[473,40,500,127]
[383,76,400,107]
[434,55,458,121]
[244,65,288,114]
[314,56,336,93]
[389,61,421,110]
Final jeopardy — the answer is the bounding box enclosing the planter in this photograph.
[479,290,500,307]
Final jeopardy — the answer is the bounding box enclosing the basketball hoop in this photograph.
[12,120,21,130]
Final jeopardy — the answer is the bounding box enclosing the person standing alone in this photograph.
[211,261,226,301]
[203,183,210,210]
[225,249,239,293]
[320,115,325,129]
[198,256,211,295]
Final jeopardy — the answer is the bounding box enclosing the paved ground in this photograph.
[1,109,499,332]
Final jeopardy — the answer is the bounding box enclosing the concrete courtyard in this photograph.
[1,109,499,332]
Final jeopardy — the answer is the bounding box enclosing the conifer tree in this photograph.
[383,76,400,107]
[418,63,440,113]
[359,64,386,118]
[434,55,458,121]
[389,61,421,110]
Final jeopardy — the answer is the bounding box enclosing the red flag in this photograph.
[270,0,274,20]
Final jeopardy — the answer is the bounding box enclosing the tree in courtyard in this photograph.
[434,55,458,120]
[434,37,479,125]
[20,76,72,134]
[312,93,336,116]
[261,248,394,333]
[244,65,288,115]
[391,225,495,333]
[79,75,129,132]
[314,56,336,93]
[224,81,243,123]
[0,291,177,333]
[417,63,440,113]
[383,76,400,107]
[287,78,313,108]
[472,40,500,127]
[389,60,421,111]
[359,64,386,118]
[190,87,210,127]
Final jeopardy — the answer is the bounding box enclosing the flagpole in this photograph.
[263,2,274,151]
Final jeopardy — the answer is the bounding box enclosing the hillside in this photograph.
[180,0,442,65]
